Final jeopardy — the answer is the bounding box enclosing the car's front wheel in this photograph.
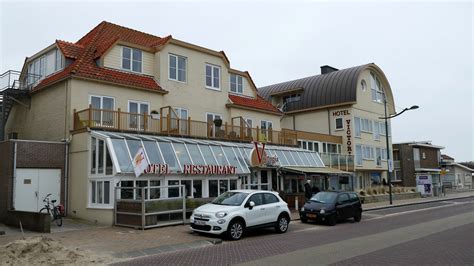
[275,214,289,233]
[227,220,244,241]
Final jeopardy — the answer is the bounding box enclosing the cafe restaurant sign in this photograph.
[183,165,236,175]
[144,163,236,175]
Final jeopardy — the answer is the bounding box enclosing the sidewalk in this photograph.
[1,190,472,263]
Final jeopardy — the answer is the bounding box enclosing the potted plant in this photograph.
[213,118,223,128]
[150,110,160,120]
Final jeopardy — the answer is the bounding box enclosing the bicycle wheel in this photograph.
[53,208,63,227]
[39,207,50,215]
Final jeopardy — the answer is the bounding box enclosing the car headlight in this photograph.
[320,209,325,214]
[215,211,227,218]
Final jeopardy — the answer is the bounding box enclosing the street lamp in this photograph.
[380,94,418,205]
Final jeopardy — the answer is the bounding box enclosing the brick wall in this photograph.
[0,142,14,221]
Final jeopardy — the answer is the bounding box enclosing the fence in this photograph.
[114,185,187,230]
[114,185,212,230]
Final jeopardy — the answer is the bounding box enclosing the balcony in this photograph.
[319,153,355,172]
[0,70,41,93]
[73,106,299,146]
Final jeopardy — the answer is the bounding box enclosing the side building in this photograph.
[259,64,396,190]
[392,141,444,196]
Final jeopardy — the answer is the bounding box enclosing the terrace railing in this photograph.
[73,106,300,146]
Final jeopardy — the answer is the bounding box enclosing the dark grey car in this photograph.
[299,191,362,226]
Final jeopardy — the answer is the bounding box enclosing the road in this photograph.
[115,197,474,265]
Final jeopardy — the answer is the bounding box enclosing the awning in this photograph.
[282,166,352,175]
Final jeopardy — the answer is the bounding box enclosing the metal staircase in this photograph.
[0,70,39,141]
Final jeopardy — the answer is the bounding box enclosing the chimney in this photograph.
[320,65,339,74]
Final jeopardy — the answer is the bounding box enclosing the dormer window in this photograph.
[370,72,384,103]
[283,94,301,104]
[27,48,64,85]
[230,74,243,94]
[122,46,142,73]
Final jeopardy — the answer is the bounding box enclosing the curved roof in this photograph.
[258,63,394,113]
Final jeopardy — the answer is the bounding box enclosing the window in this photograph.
[206,113,222,137]
[361,118,373,133]
[128,101,149,130]
[263,193,279,204]
[362,145,375,160]
[230,74,243,94]
[168,180,180,198]
[379,122,386,135]
[335,118,343,130]
[174,108,189,135]
[355,117,361,138]
[27,48,63,85]
[361,79,367,91]
[355,145,363,166]
[122,46,142,73]
[248,193,264,206]
[205,64,220,89]
[371,72,384,103]
[90,137,113,176]
[169,54,186,82]
[90,180,110,205]
[283,94,301,104]
[260,120,273,137]
[90,95,115,127]
[381,148,388,160]
[376,148,382,166]
[209,178,233,197]
[374,120,380,140]
[245,118,253,138]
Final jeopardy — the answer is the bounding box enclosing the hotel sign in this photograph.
[332,109,353,155]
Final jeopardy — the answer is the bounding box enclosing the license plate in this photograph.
[194,220,206,226]
[307,213,317,219]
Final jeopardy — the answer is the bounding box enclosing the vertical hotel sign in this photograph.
[332,109,352,155]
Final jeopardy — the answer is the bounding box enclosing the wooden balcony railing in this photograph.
[73,107,299,146]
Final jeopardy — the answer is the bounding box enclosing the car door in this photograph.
[263,193,281,223]
[243,193,265,227]
[335,193,351,219]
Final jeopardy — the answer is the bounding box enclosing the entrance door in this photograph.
[14,169,61,212]
[245,170,272,190]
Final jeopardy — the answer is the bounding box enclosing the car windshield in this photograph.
[310,192,337,204]
[211,192,249,206]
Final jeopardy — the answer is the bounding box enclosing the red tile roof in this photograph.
[33,21,168,93]
[228,94,281,114]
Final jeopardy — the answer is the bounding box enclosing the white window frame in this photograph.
[168,53,187,83]
[90,137,115,177]
[89,179,112,208]
[335,117,344,130]
[121,46,142,73]
[230,73,244,94]
[205,63,221,90]
[371,72,384,104]
[89,95,116,127]
[260,120,273,136]
[355,144,363,166]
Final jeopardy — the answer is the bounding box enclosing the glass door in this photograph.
[90,96,115,127]
[207,113,222,137]
[129,101,149,130]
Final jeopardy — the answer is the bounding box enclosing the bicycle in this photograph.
[39,193,63,226]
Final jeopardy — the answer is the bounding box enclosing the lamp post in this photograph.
[381,94,418,205]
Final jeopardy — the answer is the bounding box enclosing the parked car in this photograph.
[190,190,291,240]
[299,191,362,226]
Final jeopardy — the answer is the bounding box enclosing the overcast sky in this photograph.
[1,0,472,161]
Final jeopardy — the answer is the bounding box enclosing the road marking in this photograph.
[238,212,474,266]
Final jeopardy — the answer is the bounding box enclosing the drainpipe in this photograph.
[62,135,72,216]
[12,141,17,210]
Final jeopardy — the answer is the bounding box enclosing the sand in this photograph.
[0,236,112,265]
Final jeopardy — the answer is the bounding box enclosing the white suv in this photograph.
[190,190,290,240]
